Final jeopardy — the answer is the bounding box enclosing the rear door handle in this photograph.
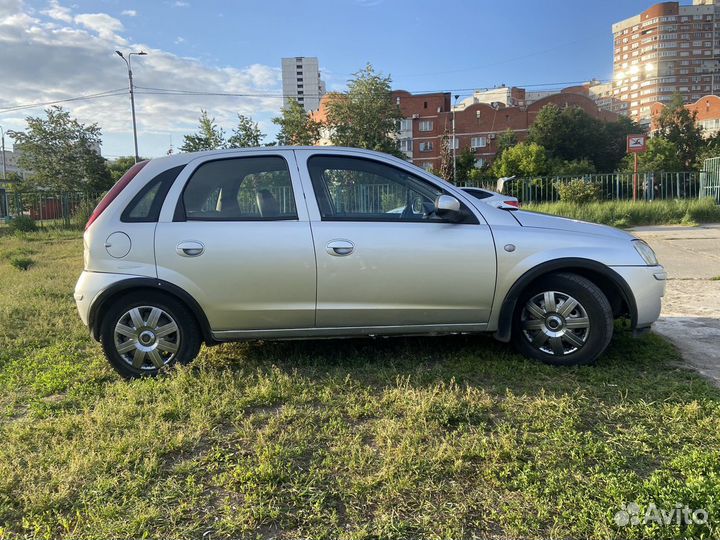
[176,241,204,257]
[326,239,354,256]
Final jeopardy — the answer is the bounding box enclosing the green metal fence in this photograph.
[701,158,720,203]
[458,171,706,203]
[0,190,103,226]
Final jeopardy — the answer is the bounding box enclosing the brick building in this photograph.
[650,93,720,134]
[311,88,619,171]
[612,0,720,126]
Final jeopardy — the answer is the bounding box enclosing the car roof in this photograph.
[145,146,400,169]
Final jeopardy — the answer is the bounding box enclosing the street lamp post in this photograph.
[0,125,7,182]
[115,50,147,163]
[452,95,459,182]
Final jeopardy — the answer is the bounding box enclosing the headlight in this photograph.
[633,239,658,266]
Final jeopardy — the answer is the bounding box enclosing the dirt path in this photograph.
[631,224,720,386]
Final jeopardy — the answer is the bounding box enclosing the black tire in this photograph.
[511,272,613,366]
[100,291,201,379]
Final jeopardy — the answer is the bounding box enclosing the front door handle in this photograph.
[326,239,354,256]
[176,241,204,257]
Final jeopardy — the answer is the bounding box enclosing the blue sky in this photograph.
[2,0,655,158]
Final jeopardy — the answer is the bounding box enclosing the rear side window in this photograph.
[177,156,297,221]
[121,165,185,223]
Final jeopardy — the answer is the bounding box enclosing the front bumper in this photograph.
[610,264,666,329]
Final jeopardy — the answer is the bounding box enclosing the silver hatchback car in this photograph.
[75,147,666,378]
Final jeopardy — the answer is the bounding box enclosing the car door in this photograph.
[155,151,316,334]
[295,150,497,329]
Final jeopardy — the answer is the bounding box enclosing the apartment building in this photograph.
[281,56,326,112]
[0,145,32,181]
[650,93,720,134]
[310,87,619,172]
[612,0,720,125]
[399,90,619,172]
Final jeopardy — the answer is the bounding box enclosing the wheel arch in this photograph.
[88,278,216,345]
[493,258,638,342]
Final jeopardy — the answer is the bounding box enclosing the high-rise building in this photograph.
[281,56,326,112]
[612,0,720,125]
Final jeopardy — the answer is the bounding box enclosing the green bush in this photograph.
[525,198,720,228]
[553,179,600,204]
[71,199,99,229]
[8,215,37,233]
[9,256,34,270]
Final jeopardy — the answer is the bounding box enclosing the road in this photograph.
[631,224,720,386]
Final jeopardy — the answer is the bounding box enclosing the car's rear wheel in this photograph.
[511,272,613,366]
[100,291,201,378]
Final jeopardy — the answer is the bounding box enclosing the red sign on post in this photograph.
[627,134,647,201]
[627,134,647,153]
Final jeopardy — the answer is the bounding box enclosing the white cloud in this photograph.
[174,1,189,6]
[121,9,137,17]
[74,13,124,41]
[0,1,282,157]
[42,0,73,23]
[174,36,185,44]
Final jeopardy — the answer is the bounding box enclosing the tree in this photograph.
[491,142,548,178]
[597,115,643,172]
[272,99,322,146]
[621,137,684,173]
[438,131,453,181]
[495,129,518,161]
[455,147,478,182]
[108,156,147,183]
[696,131,720,166]
[325,64,404,157]
[528,104,643,172]
[227,114,264,148]
[8,106,112,192]
[548,158,596,176]
[655,93,704,169]
[180,110,226,152]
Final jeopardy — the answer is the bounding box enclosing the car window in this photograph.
[122,165,185,223]
[307,155,460,222]
[179,156,297,221]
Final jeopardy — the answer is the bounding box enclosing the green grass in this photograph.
[524,197,720,228]
[0,231,719,539]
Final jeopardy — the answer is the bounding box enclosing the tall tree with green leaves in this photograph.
[528,104,643,172]
[655,93,704,169]
[621,137,684,173]
[227,114,265,148]
[8,105,111,192]
[272,99,322,146]
[438,131,453,181]
[491,142,548,178]
[108,156,147,183]
[180,110,226,152]
[455,147,479,182]
[325,64,404,157]
[494,129,518,161]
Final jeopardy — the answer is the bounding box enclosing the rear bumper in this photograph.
[74,271,144,329]
[609,265,666,329]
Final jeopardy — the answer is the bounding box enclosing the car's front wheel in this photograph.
[512,272,613,366]
[100,291,201,378]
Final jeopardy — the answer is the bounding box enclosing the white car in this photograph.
[460,187,520,209]
[74,147,665,378]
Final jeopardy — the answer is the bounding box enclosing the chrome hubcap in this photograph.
[114,306,180,370]
[521,291,590,356]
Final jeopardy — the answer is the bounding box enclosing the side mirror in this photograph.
[434,194,462,222]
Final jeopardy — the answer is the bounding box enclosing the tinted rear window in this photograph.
[121,165,185,223]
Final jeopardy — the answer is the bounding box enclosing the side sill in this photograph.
[213,323,488,341]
